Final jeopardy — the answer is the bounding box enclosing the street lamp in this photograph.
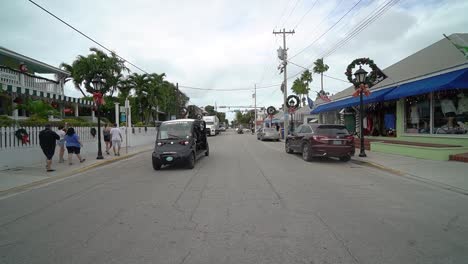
[92,74,105,160]
[354,66,368,157]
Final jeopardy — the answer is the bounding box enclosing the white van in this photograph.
[202,116,219,136]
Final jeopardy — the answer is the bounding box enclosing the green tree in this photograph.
[312,58,329,93]
[17,99,58,119]
[291,70,312,104]
[60,47,128,96]
[204,105,216,115]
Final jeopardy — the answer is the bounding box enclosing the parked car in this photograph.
[152,119,209,170]
[285,124,355,162]
[257,127,280,141]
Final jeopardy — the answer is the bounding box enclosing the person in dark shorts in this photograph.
[103,123,112,155]
[39,124,60,172]
[64,127,85,165]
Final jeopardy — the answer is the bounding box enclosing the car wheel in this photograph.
[339,155,351,162]
[302,143,312,161]
[205,145,210,156]
[152,159,162,170]
[187,153,196,169]
[285,141,294,154]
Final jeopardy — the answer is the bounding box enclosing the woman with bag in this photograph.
[64,127,86,165]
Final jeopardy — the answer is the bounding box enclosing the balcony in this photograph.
[0,66,63,95]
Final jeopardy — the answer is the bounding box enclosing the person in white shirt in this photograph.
[56,125,66,163]
[110,123,123,156]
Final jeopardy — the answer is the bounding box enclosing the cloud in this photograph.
[1,0,467,121]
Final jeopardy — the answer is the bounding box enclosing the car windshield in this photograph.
[315,126,350,136]
[205,121,214,125]
[158,122,192,139]
[264,128,276,132]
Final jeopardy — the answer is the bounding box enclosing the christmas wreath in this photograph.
[15,128,30,145]
[345,58,381,88]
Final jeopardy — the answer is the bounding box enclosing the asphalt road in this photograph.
[1,131,467,264]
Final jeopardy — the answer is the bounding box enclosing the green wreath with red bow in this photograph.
[345,58,380,88]
[15,128,30,145]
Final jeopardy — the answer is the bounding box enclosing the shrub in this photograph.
[0,115,14,127]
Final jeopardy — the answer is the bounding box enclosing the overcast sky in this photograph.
[2,0,468,121]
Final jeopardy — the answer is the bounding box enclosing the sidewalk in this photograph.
[0,144,153,195]
[0,128,156,195]
[352,151,468,194]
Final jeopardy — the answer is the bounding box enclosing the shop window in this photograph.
[364,102,397,137]
[433,89,468,135]
[404,94,431,134]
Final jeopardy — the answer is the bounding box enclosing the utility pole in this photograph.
[273,28,294,139]
[254,84,257,132]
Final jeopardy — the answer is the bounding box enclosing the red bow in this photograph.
[352,84,371,97]
[21,134,30,145]
[93,92,105,106]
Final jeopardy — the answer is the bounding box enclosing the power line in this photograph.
[323,74,349,83]
[287,61,348,82]
[274,0,295,30]
[280,0,302,29]
[178,83,281,92]
[28,0,149,74]
[293,0,319,30]
[321,0,399,58]
[289,0,363,59]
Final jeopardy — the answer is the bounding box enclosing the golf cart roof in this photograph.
[162,119,205,124]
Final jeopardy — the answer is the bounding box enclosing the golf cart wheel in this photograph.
[187,153,196,169]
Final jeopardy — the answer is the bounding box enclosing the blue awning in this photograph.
[384,68,468,101]
[310,88,395,114]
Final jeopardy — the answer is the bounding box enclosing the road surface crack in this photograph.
[314,211,360,264]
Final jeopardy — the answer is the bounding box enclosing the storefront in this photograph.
[310,33,468,160]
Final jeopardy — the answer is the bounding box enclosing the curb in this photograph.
[351,159,468,195]
[350,159,406,176]
[0,147,153,198]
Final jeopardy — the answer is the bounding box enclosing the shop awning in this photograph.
[310,88,395,114]
[383,68,468,101]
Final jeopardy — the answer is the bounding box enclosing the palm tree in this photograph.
[60,47,128,96]
[291,70,313,105]
[312,58,329,92]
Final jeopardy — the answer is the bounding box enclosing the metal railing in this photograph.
[0,66,62,94]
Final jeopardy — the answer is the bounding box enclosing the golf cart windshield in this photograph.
[158,122,192,140]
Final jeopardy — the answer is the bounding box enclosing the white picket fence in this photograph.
[0,126,156,150]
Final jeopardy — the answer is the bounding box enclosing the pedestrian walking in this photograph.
[56,125,66,163]
[110,123,123,156]
[64,127,86,165]
[103,123,112,155]
[39,124,60,172]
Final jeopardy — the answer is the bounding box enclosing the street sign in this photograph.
[120,112,126,122]
[120,106,126,113]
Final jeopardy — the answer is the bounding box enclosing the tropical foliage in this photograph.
[60,47,190,125]
[312,58,329,92]
[16,99,59,119]
[234,110,255,126]
[291,70,313,105]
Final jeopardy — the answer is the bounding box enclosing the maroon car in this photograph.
[285,124,355,162]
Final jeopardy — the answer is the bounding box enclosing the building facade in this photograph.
[0,47,92,120]
[311,33,468,160]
